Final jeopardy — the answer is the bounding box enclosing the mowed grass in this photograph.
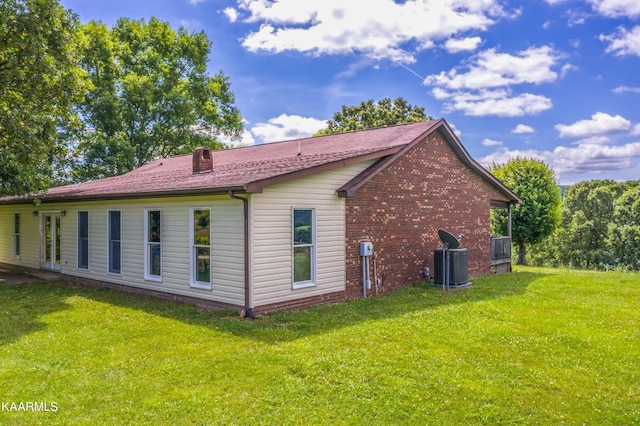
[1,267,639,425]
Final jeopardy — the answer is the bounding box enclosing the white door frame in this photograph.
[41,212,62,271]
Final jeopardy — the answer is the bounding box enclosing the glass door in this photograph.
[42,213,61,271]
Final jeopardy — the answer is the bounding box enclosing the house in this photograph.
[0,119,521,316]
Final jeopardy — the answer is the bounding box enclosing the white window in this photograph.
[108,210,121,274]
[190,208,211,289]
[292,208,316,288]
[145,209,162,281]
[77,211,89,269]
[13,213,20,258]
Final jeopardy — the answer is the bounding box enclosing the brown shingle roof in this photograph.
[1,119,521,204]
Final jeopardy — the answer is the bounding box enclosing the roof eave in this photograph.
[0,186,248,205]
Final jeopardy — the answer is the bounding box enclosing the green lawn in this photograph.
[1,267,639,425]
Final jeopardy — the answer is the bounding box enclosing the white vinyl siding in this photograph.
[0,196,244,307]
[0,208,40,269]
[250,160,375,307]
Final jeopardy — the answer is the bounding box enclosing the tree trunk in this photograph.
[517,242,527,265]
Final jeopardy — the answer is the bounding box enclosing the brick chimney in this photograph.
[193,147,213,173]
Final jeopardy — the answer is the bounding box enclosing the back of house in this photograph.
[0,119,520,315]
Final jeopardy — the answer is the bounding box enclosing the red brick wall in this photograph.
[344,130,510,299]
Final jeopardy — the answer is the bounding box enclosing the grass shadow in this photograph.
[22,269,549,345]
[0,282,73,346]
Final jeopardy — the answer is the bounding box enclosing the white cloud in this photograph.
[632,124,640,135]
[573,136,612,145]
[223,7,239,23]
[235,0,514,63]
[480,142,640,181]
[424,45,564,116]
[600,25,640,57]
[250,114,326,143]
[425,46,563,90]
[216,120,256,146]
[588,0,640,18]
[443,37,482,53]
[482,138,503,146]
[448,122,462,138]
[613,85,640,93]
[555,112,631,138]
[512,124,535,134]
[189,0,205,4]
[432,87,553,117]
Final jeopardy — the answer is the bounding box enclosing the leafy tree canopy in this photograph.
[490,157,561,265]
[607,185,640,270]
[0,0,85,196]
[529,179,640,271]
[314,97,431,136]
[70,17,243,182]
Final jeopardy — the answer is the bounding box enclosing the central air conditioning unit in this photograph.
[433,229,471,290]
[434,248,469,285]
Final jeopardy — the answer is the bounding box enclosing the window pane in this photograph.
[14,213,19,234]
[110,241,121,273]
[78,212,88,239]
[109,211,121,241]
[294,246,312,282]
[149,243,161,276]
[148,210,160,242]
[45,216,52,262]
[195,247,210,282]
[193,209,210,245]
[14,235,20,257]
[79,239,88,269]
[293,209,312,245]
[78,212,89,269]
[55,216,61,265]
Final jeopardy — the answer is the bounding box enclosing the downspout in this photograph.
[228,191,255,320]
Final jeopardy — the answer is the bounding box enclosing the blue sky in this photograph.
[61,0,640,184]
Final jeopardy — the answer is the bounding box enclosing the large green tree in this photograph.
[554,180,624,268]
[0,0,85,196]
[607,185,640,270]
[314,97,431,136]
[71,17,243,181]
[490,157,561,265]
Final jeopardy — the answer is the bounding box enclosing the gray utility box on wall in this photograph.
[433,248,469,285]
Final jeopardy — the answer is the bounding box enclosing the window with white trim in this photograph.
[190,208,211,289]
[145,209,161,281]
[292,208,315,288]
[13,213,20,258]
[108,210,121,274]
[77,211,89,269]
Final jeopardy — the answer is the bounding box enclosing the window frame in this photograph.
[13,212,20,258]
[292,208,316,289]
[77,211,89,270]
[144,209,162,282]
[189,208,212,290]
[107,210,122,275]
